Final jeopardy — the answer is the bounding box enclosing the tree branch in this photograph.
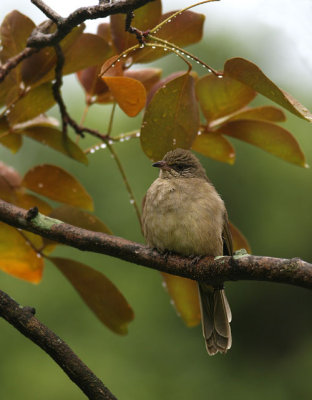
[0,288,116,400]
[0,199,312,290]
[27,0,156,48]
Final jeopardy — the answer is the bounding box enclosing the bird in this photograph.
[141,148,233,355]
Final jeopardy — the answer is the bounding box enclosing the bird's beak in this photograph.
[152,160,170,170]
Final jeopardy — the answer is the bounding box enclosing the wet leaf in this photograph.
[77,65,109,100]
[0,69,20,107]
[18,126,88,165]
[0,222,43,283]
[217,120,307,167]
[101,76,146,117]
[192,132,235,164]
[14,192,52,215]
[21,24,85,86]
[162,273,201,327]
[8,83,55,124]
[196,74,256,123]
[226,106,286,123]
[0,160,22,203]
[22,164,94,211]
[0,11,35,61]
[0,116,22,152]
[224,58,312,123]
[132,10,205,63]
[141,72,199,160]
[228,222,251,254]
[50,257,134,334]
[110,0,162,53]
[125,68,162,94]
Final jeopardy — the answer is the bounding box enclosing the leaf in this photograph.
[101,76,146,117]
[0,69,20,107]
[21,24,85,86]
[110,0,162,53]
[132,10,205,64]
[0,11,35,61]
[217,120,307,167]
[0,222,43,283]
[124,68,162,94]
[228,222,251,254]
[50,257,134,334]
[14,192,52,215]
[226,106,286,123]
[77,65,109,100]
[22,164,94,211]
[0,116,22,153]
[49,205,112,234]
[224,58,312,123]
[192,132,235,164]
[18,126,88,165]
[8,83,55,125]
[162,273,201,327]
[141,72,199,160]
[195,74,256,123]
[0,160,22,203]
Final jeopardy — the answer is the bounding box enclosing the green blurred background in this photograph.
[1,1,312,399]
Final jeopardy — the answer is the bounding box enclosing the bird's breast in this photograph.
[142,178,225,256]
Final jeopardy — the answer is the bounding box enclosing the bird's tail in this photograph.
[198,282,232,355]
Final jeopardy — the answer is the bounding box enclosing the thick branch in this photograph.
[28,0,156,48]
[0,199,312,290]
[0,288,116,400]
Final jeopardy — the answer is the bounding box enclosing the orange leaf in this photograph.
[228,222,251,253]
[162,273,201,327]
[192,132,235,164]
[224,57,312,123]
[226,106,286,123]
[0,222,43,283]
[196,74,256,123]
[51,257,134,334]
[101,76,146,117]
[22,164,94,211]
[217,120,307,167]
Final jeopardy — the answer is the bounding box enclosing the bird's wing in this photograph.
[222,211,233,256]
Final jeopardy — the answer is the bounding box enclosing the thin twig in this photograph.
[0,199,312,291]
[0,288,117,400]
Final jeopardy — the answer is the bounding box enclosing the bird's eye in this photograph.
[173,163,188,172]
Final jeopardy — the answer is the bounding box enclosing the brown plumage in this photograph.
[142,148,233,355]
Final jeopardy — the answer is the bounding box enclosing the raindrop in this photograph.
[122,54,127,58]
[173,138,177,145]
[136,132,140,137]
[207,68,212,73]
[36,253,42,258]
[152,46,156,49]
[217,75,223,79]
[140,44,145,49]
[198,131,202,136]
[196,61,200,64]
[100,143,107,149]
[111,64,115,68]
[164,47,168,51]
[90,148,95,153]
[170,299,175,306]
[130,199,135,205]
[168,19,172,23]
[186,55,190,58]
[117,59,120,62]
[202,64,206,68]
[108,139,113,145]
[38,183,43,188]
[120,137,125,142]
[162,281,167,288]
[95,146,100,150]
[125,136,130,141]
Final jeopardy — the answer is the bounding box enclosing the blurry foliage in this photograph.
[0,0,312,399]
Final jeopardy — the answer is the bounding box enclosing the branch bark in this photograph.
[0,199,312,290]
[0,288,116,400]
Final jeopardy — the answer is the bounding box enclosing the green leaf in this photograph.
[192,132,235,164]
[225,106,286,123]
[7,83,55,124]
[18,125,88,165]
[162,273,201,327]
[217,120,307,167]
[21,24,85,86]
[0,221,43,283]
[132,10,205,64]
[0,10,35,61]
[22,164,94,210]
[50,257,134,334]
[0,116,22,152]
[224,57,312,123]
[141,72,199,160]
[196,74,256,123]
[110,0,162,53]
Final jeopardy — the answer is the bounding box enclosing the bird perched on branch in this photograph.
[142,148,233,355]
